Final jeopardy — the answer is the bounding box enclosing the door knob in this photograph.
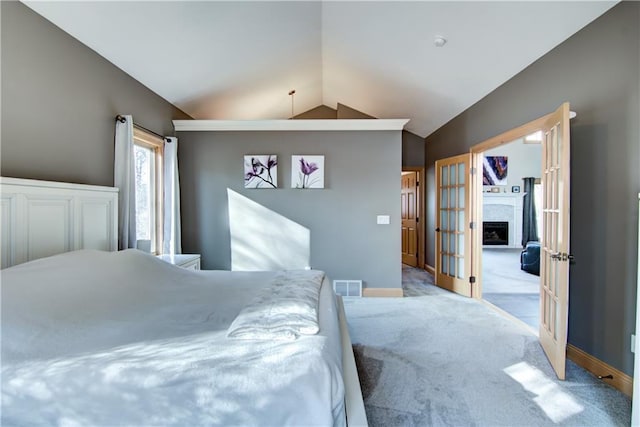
[550,252,574,262]
[436,227,441,232]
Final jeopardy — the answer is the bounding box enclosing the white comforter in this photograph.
[1,250,345,427]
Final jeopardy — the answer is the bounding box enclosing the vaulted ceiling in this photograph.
[23,1,617,137]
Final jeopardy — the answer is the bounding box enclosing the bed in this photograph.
[0,177,367,426]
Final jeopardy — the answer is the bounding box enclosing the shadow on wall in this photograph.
[227,189,310,271]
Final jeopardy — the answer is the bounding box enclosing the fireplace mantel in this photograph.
[483,192,527,198]
[482,193,524,248]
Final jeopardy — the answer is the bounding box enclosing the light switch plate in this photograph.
[377,215,390,225]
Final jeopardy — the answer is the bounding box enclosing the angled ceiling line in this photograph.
[20,1,618,138]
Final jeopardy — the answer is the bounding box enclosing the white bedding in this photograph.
[227,269,325,340]
[1,250,345,426]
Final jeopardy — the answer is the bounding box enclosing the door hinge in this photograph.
[469,276,476,284]
[416,217,419,223]
[471,167,477,175]
[470,222,475,229]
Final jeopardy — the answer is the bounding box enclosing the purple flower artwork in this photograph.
[292,155,324,189]
[244,155,277,188]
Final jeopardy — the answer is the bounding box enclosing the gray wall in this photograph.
[402,130,425,168]
[1,2,190,187]
[423,2,639,375]
[294,105,338,119]
[295,104,425,169]
[337,103,374,119]
[294,103,376,120]
[178,130,402,289]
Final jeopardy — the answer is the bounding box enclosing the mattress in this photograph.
[1,249,345,426]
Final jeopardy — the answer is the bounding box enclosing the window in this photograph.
[133,128,163,254]
[524,130,543,144]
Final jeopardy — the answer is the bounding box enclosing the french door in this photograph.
[461,103,571,379]
[435,154,472,297]
[539,102,572,379]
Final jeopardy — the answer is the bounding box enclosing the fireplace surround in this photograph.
[482,193,524,248]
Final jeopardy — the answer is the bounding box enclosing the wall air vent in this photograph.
[333,280,362,297]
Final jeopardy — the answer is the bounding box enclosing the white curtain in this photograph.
[114,115,136,250]
[163,137,182,255]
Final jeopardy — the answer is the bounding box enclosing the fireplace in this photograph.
[482,194,524,248]
[483,221,509,245]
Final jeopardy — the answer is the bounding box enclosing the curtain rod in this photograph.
[115,115,170,142]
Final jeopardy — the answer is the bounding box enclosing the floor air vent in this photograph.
[333,280,362,297]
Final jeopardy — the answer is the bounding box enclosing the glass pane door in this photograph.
[435,153,471,297]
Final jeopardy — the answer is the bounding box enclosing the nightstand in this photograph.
[157,254,201,270]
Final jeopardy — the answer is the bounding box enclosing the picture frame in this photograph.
[512,185,521,193]
[483,156,508,186]
[244,155,278,189]
[291,155,324,189]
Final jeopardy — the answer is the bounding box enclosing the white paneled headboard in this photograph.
[1,177,118,269]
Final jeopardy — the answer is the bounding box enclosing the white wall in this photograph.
[484,138,542,191]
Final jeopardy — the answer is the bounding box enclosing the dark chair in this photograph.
[521,241,541,276]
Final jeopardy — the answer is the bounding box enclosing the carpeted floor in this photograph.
[343,265,631,426]
[482,248,540,329]
[482,248,539,294]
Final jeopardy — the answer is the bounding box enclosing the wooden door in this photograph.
[539,103,571,379]
[401,172,418,267]
[435,154,472,297]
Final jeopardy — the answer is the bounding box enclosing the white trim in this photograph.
[172,119,409,132]
[0,177,118,194]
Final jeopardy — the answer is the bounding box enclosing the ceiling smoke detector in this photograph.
[434,36,447,47]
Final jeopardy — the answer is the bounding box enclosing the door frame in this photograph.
[402,167,425,270]
[469,114,552,299]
